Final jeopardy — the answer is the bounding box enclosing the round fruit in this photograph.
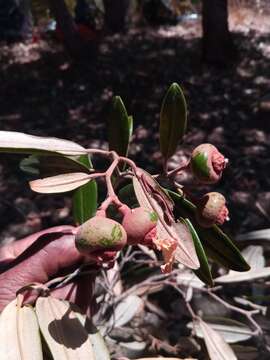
[75,216,127,255]
[196,192,229,228]
[122,207,158,245]
[191,143,227,184]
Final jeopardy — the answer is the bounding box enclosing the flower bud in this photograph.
[191,144,227,184]
[75,216,127,256]
[122,207,158,245]
[195,192,229,228]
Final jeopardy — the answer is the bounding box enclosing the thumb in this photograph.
[0,229,83,311]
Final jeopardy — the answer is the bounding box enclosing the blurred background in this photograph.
[0,0,269,255]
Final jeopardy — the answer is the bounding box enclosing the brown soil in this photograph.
[0,12,270,244]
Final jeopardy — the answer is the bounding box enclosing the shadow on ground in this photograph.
[0,22,270,242]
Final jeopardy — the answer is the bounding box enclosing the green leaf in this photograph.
[159,83,187,160]
[184,218,213,286]
[72,155,97,225]
[108,96,132,157]
[128,115,134,138]
[20,155,90,177]
[201,226,250,272]
[168,190,250,272]
[118,183,138,208]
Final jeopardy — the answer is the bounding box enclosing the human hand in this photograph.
[0,226,95,314]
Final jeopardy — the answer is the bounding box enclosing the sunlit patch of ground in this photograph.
[0,5,270,243]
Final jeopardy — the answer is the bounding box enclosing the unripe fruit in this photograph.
[191,143,227,184]
[75,216,127,256]
[196,192,229,228]
[122,207,158,245]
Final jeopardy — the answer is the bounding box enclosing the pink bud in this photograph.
[191,144,227,184]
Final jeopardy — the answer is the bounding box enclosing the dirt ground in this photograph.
[0,7,270,245]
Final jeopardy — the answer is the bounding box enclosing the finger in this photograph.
[0,225,75,265]
[0,231,83,311]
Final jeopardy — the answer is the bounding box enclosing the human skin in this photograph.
[0,226,95,314]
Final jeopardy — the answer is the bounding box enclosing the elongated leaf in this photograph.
[108,295,144,327]
[20,154,90,177]
[215,245,270,283]
[133,176,199,270]
[88,327,110,360]
[184,218,213,286]
[0,300,43,360]
[36,297,95,359]
[159,83,187,160]
[172,221,200,268]
[197,319,237,360]
[72,310,110,360]
[0,131,86,155]
[30,172,92,193]
[108,96,131,157]
[72,155,97,224]
[231,345,258,360]
[176,271,205,289]
[236,229,270,241]
[188,319,253,343]
[238,245,265,269]
[168,190,250,272]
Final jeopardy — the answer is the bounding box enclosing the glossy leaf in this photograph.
[202,226,250,272]
[0,300,43,360]
[197,319,237,360]
[30,172,93,193]
[168,190,250,272]
[159,83,187,160]
[108,96,131,157]
[184,218,213,286]
[72,155,97,224]
[0,131,86,155]
[36,296,95,359]
[215,245,270,283]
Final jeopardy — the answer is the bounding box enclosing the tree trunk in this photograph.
[48,0,95,59]
[202,0,237,65]
[103,0,129,33]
